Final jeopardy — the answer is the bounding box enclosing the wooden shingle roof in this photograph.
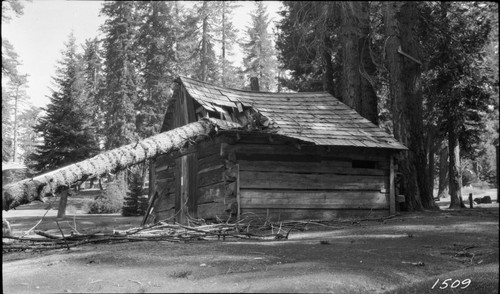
[179,76,406,150]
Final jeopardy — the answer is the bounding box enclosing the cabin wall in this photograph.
[150,85,197,222]
[195,140,237,220]
[222,134,392,221]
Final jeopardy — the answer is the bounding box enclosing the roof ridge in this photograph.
[178,76,331,95]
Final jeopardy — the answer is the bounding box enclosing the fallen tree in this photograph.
[2,118,241,211]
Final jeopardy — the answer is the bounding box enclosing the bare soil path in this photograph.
[2,196,499,293]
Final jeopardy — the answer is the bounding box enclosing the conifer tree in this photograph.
[217,1,244,89]
[135,1,176,138]
[81,38,105,149]
[101,1,140,149]
[28,33,99,174]
[242,2,277,91]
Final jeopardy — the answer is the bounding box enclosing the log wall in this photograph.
[222,134,392,222]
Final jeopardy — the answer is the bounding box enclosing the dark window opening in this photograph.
[352,160,377,169]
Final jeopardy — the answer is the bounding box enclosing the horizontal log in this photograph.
[197,153,224,172]
[197,182,225,204]
[238,160,387,176]
[197,141,222,159]
[240,190,388,209]
[197,201,231,220]
[239,171,388,191]
[2,118,241,211]
[223,143,390,163]
[197,166,225,187]
[239,208,389,222]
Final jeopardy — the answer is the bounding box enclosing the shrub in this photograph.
[84,177,125,214]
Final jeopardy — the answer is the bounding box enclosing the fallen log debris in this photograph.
[2,215,397,252]
[2,221,279,252]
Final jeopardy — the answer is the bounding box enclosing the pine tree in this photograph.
[135,1,176,138]
[180,1,221,83]
[81,38,105,149]
[2,0,27,162]
[28,33,99,174]
[419,2,494,209]
[242,2,277,91]
[101,1,140,149]
[217,1,242,88]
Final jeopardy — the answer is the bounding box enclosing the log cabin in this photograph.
[144,76,406,224]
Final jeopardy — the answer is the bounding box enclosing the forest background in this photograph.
[2,1,498,214]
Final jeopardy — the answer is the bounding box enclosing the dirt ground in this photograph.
[2,193,499,293]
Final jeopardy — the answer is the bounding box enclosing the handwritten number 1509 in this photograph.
[432,278,471,289]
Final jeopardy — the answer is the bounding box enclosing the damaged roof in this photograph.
[178,76,406,150]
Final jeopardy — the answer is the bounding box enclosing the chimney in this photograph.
[250,77,260,92]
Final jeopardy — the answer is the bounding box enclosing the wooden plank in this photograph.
[227,143,390,161]
[236,164,241,220]
[239,208,389,222]
[389,155,396,215]
[187,152,198,218]
[197,153,224,171]
[240,190,388,209]
[238,160,387,176]
[197,141,222,159]
[197,201,228,220]
[174,157,182,223]
[197,166,225,187]
[197,182,225,204]
[239,171,388,191]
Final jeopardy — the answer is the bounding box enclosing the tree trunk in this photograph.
[221,2,226,87]
[424,124,438,205]
[384,2,435,211]
[56,189,69,219]
[200,1,209,82]
[448,124,464,209]
[340,1,378,125]
[437,141,449,199]
[2,118,240,211]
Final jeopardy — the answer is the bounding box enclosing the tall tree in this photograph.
[28,34,99,174]
[101,1,140,149]
[384,2,435,210]
[419,2,495,208]
[340,2,378,124]
[17,105,42,165]
[242,1,277,91]
[135,1,176,138]
[276,1,379,122]
[217,1,242,88]
[2,0,27,162]
[81,38,105,149]
[276,2,335,93]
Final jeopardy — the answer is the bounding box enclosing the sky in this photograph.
[2,0,283,109]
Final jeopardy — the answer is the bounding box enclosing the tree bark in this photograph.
[221,2,226,87]
[448,124,464,209]
[56,189,69,219]
[2,118,240,211]
[437,141,449,199]
[200,1,209,82]
[384,2,436,211]
[340,1,378,125]
[425,124,438,204]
